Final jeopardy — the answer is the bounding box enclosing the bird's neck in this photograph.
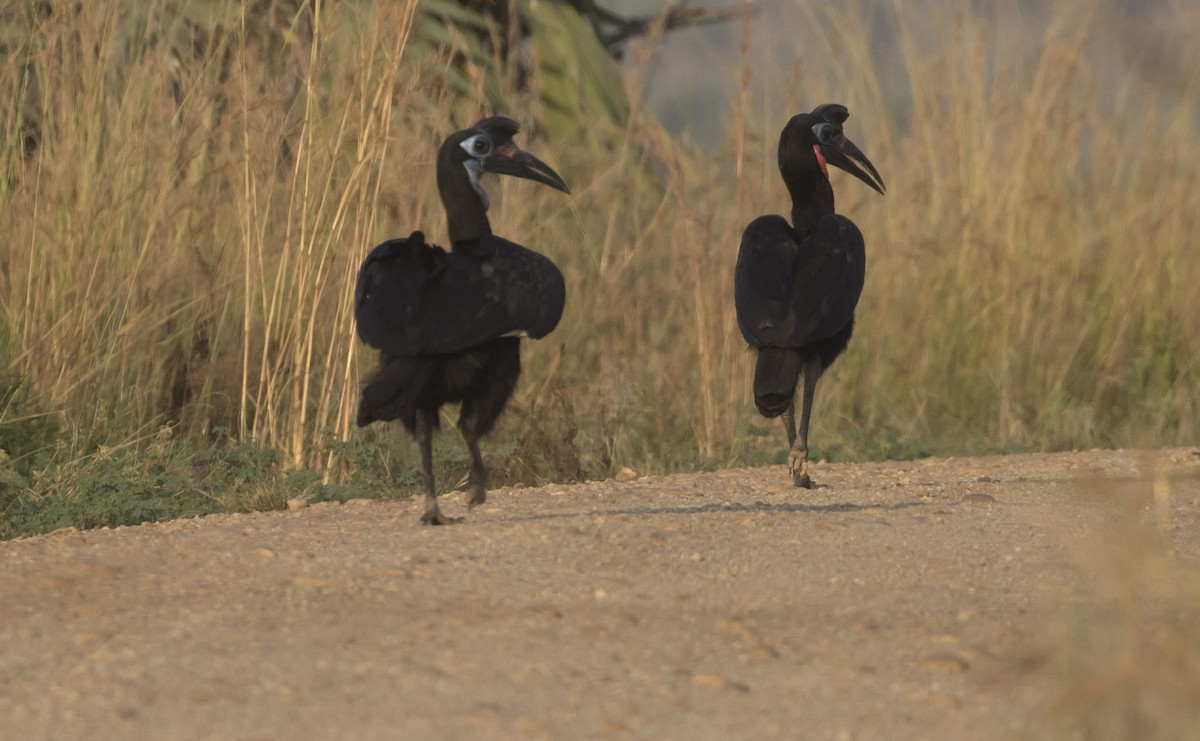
[783,170,835,236]
[437,150,493,248]
[442,193,492,248]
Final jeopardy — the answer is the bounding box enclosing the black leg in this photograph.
[782,400,802,484]
[463,432,488,508]
[782,400,797,449]
[415,409,460,525]
[456,340,520,510]
[789,356,822,489]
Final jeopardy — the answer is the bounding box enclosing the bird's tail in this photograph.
[356,356,433,432]
[753,347,802,418]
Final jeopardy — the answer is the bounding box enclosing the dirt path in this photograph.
[3,448,1199,740]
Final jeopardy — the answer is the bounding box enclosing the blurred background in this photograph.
[1,0,1197,535]
[619,0,1194,144]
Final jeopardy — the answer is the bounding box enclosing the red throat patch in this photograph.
[813,144,828,178]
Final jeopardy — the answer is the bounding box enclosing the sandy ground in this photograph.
[3,448,1199,740]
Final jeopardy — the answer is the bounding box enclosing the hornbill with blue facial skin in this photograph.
[735,104,885,488]
[355,117,570,525]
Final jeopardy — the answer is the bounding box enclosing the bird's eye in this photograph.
[461,134,492,158]
[812,123,838,144]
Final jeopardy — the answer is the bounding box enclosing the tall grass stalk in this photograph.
[1,0,1197,487]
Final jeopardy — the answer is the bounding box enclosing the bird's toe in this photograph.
[788,449,814,488]
[420,509,464,526]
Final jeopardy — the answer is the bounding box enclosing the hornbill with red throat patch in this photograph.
[355,117,570,524]
[735,104,885,488]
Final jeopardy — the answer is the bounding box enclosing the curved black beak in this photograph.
[821,135,886,195]
[483,146,571,195]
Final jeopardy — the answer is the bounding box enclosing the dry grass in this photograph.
[1036,466,1200,739]
[1,0,1198,486]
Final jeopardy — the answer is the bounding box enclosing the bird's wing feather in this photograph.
[354,233,565,356]
[735,214,865,348]
[736,215,802,346]
[354,231,444,352]
[787,214,866,344]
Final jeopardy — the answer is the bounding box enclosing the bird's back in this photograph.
[355,232,565,358]
[735,213,865,351]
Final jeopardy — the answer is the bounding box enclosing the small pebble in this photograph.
[691,673,750,692]
[922,652,970,672]
[961,493,997,505]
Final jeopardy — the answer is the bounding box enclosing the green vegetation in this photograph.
[1,0,1198,537]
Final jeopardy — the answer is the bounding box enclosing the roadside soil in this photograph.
[3,448,1199,740]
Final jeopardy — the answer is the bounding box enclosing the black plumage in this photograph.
[735,104,885,488]
[355,117,569,524]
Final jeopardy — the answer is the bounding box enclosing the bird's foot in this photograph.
[467,486,487,509]
[788,450,814,489]
[419,508,463,526]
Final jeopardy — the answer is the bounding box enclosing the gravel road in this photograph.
[3,448,1199,740]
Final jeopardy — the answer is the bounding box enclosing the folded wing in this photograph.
[355,231,566,357]
[735,214,865,349]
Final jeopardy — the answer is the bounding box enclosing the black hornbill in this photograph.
[354,117,570,525]
[735,104,885,488]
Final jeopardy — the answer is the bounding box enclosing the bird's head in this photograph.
[779,104,886,195]
[442,116,571,211]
